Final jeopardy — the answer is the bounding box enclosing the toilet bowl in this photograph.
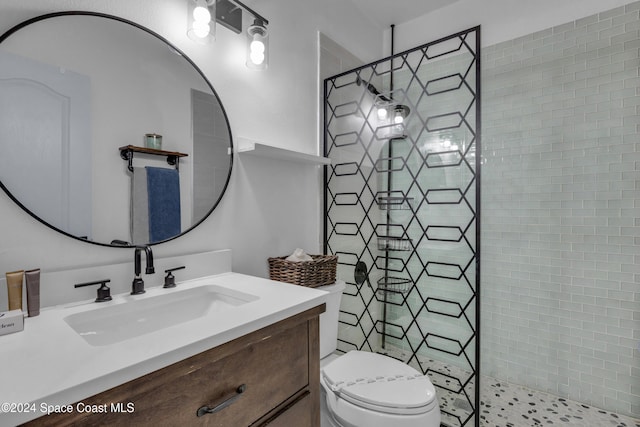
[317,281,441,427]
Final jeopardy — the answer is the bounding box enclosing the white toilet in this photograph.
[318,281,441,427]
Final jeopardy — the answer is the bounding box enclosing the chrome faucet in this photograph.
[131,245,155,295]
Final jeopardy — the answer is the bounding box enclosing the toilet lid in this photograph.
[322,351,436,415]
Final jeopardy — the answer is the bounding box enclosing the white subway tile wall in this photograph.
[481,1,640,418]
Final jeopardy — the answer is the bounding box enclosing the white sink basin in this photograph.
[64,285,258,346]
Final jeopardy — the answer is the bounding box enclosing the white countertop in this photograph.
[0,272,328,425]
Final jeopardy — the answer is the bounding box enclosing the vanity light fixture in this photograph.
[246,19,268,69]
[187,0,270,70]
[187,0,216,44]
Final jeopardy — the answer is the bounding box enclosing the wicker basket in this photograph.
[268,254,338,288]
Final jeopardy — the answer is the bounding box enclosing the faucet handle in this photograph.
[74,279,112,303]
[164,266,185,288]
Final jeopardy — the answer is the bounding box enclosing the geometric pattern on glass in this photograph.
[324,27,481,427]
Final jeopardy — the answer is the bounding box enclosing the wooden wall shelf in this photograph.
[119,145,188,172]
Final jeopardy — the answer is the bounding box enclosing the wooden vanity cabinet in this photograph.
[24,304,325,427]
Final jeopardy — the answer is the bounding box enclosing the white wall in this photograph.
[0,0,383,305]
[387,0,633,53]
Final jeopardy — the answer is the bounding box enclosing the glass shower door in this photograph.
[324,27,481,427]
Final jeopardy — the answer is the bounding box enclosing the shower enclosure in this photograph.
[324,27,481,426]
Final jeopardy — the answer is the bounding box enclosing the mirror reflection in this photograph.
[0,13,233,246]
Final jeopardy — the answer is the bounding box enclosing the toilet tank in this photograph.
[317,280,346,358]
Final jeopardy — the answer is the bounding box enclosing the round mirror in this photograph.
[0,12,233,246]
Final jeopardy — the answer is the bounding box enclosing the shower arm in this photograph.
[356,77,392,102]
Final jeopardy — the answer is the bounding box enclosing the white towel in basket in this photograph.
[285,248,313,262]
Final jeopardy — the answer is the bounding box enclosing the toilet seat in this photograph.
[321,351,437,416]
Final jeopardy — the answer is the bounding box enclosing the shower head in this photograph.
[356,77,410,122]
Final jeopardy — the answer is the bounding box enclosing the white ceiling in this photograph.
[347,0,461,28]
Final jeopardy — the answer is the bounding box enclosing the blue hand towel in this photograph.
[146,166,181,243]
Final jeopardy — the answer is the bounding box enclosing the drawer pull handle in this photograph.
[196,384,247,417]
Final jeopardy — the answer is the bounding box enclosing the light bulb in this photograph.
[246,20,268,69]
[250,40,265,54]
[192,21,210,38]
[188,0,215,43]
[377,107,388,120]
[394,113,404,124]
[249,39,266,65]
[193,5,211,23]
[250,51,265,65]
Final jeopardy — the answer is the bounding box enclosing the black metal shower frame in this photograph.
[322,26,481,427]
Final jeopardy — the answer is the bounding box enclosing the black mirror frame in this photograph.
[0,11,234,248]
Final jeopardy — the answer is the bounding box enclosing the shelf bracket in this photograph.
[120,149,134,172]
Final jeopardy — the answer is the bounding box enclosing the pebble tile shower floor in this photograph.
[379,347,640,427]
[479,379,640,427]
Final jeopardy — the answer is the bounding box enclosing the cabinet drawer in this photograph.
[25,319,311,427]
[189,321,309,426]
